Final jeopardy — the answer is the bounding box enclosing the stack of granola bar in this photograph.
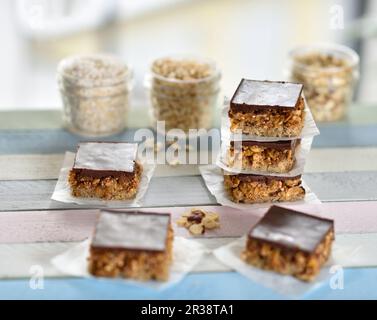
[219,79,317,204]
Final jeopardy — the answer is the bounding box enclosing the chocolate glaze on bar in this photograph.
[72,168,136,179]
[72,142,138,178]
[249,206,334,253]
[230,79,303,112]
[230,139,300,150]
[230,173,302,183]
[92,210,171,252]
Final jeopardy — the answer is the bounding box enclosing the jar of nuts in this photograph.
[287,44,359,122]
[146,55,221,132]
[58,54,132,136]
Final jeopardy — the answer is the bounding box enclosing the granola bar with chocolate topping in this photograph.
[89,210,173,281]
[228,139,300,173]
[229,79,305,137]
[242,206,334,281]
[223,172,305,203]
[68,142,142,200]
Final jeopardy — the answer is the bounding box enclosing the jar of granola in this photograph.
[287,44,359,122]
[58,54,132,136]
[146,55,221,133]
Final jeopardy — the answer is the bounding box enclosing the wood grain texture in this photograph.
[2,148,377,181]
[1,106,377,130]
[0,176,216,211]
[1,125,377,158]
[0,172,376,212]
[3,201,377,244]
[2,233,377,279]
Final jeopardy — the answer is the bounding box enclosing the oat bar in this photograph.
[223,172,305,203]
[89,210,173,281]
[229,79,305,137]
[68,142,142,200]
[242,206,334,281]
[228,139,300,173]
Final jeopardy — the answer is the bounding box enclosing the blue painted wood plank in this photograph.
[0,129,138,155]
[1,124,377,155]
[0,269,376,300]
[314,124,377,148]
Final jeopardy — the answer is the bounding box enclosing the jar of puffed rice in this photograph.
[146,55,221,133]
[287,44,359,122]
[58,54,132,136]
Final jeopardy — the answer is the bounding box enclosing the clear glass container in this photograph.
[287,44,359,122]
[146,55,221,133]
[57,54,132,136]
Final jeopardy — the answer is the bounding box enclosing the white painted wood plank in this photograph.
[0,148,377,180]
[0,176,217,211]
[1,233,377,279]
[0,154,63,180]
[1,148,377,181]
[0,154,202,180]
[0,171,377,212]
[306,148,377,173]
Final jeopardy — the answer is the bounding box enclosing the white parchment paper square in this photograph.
[51,237,208,290]
[51,152,155,207]
[199,165,321,210]
[213,234,375,298]
[213,237,332,298]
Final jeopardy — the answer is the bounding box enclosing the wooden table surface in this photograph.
[1,109,377,299]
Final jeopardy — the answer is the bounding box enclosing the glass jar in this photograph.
[57,54,132,136]
[146,55,221,133]
[287,44,359,122]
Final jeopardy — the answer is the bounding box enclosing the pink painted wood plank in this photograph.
[283,202,377,234]
[0,210,98,244]
[0,201,376,244]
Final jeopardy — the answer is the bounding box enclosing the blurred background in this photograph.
[0,0,376,121]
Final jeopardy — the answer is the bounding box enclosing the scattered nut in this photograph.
[191,209,205,218]
[187,215,203,224]
[202,217,219,230]
[176,208,220,235]
[176,217,188,227]
[206,212,219,221]
[189,224,205,235]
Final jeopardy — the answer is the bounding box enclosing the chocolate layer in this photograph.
[92,210,171,252]
[229,173,302,183]
[73,142,138,176]
[230,79,303,112]
[230,139,299,150]
[249,206,334,253]
[71,168,136,179]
